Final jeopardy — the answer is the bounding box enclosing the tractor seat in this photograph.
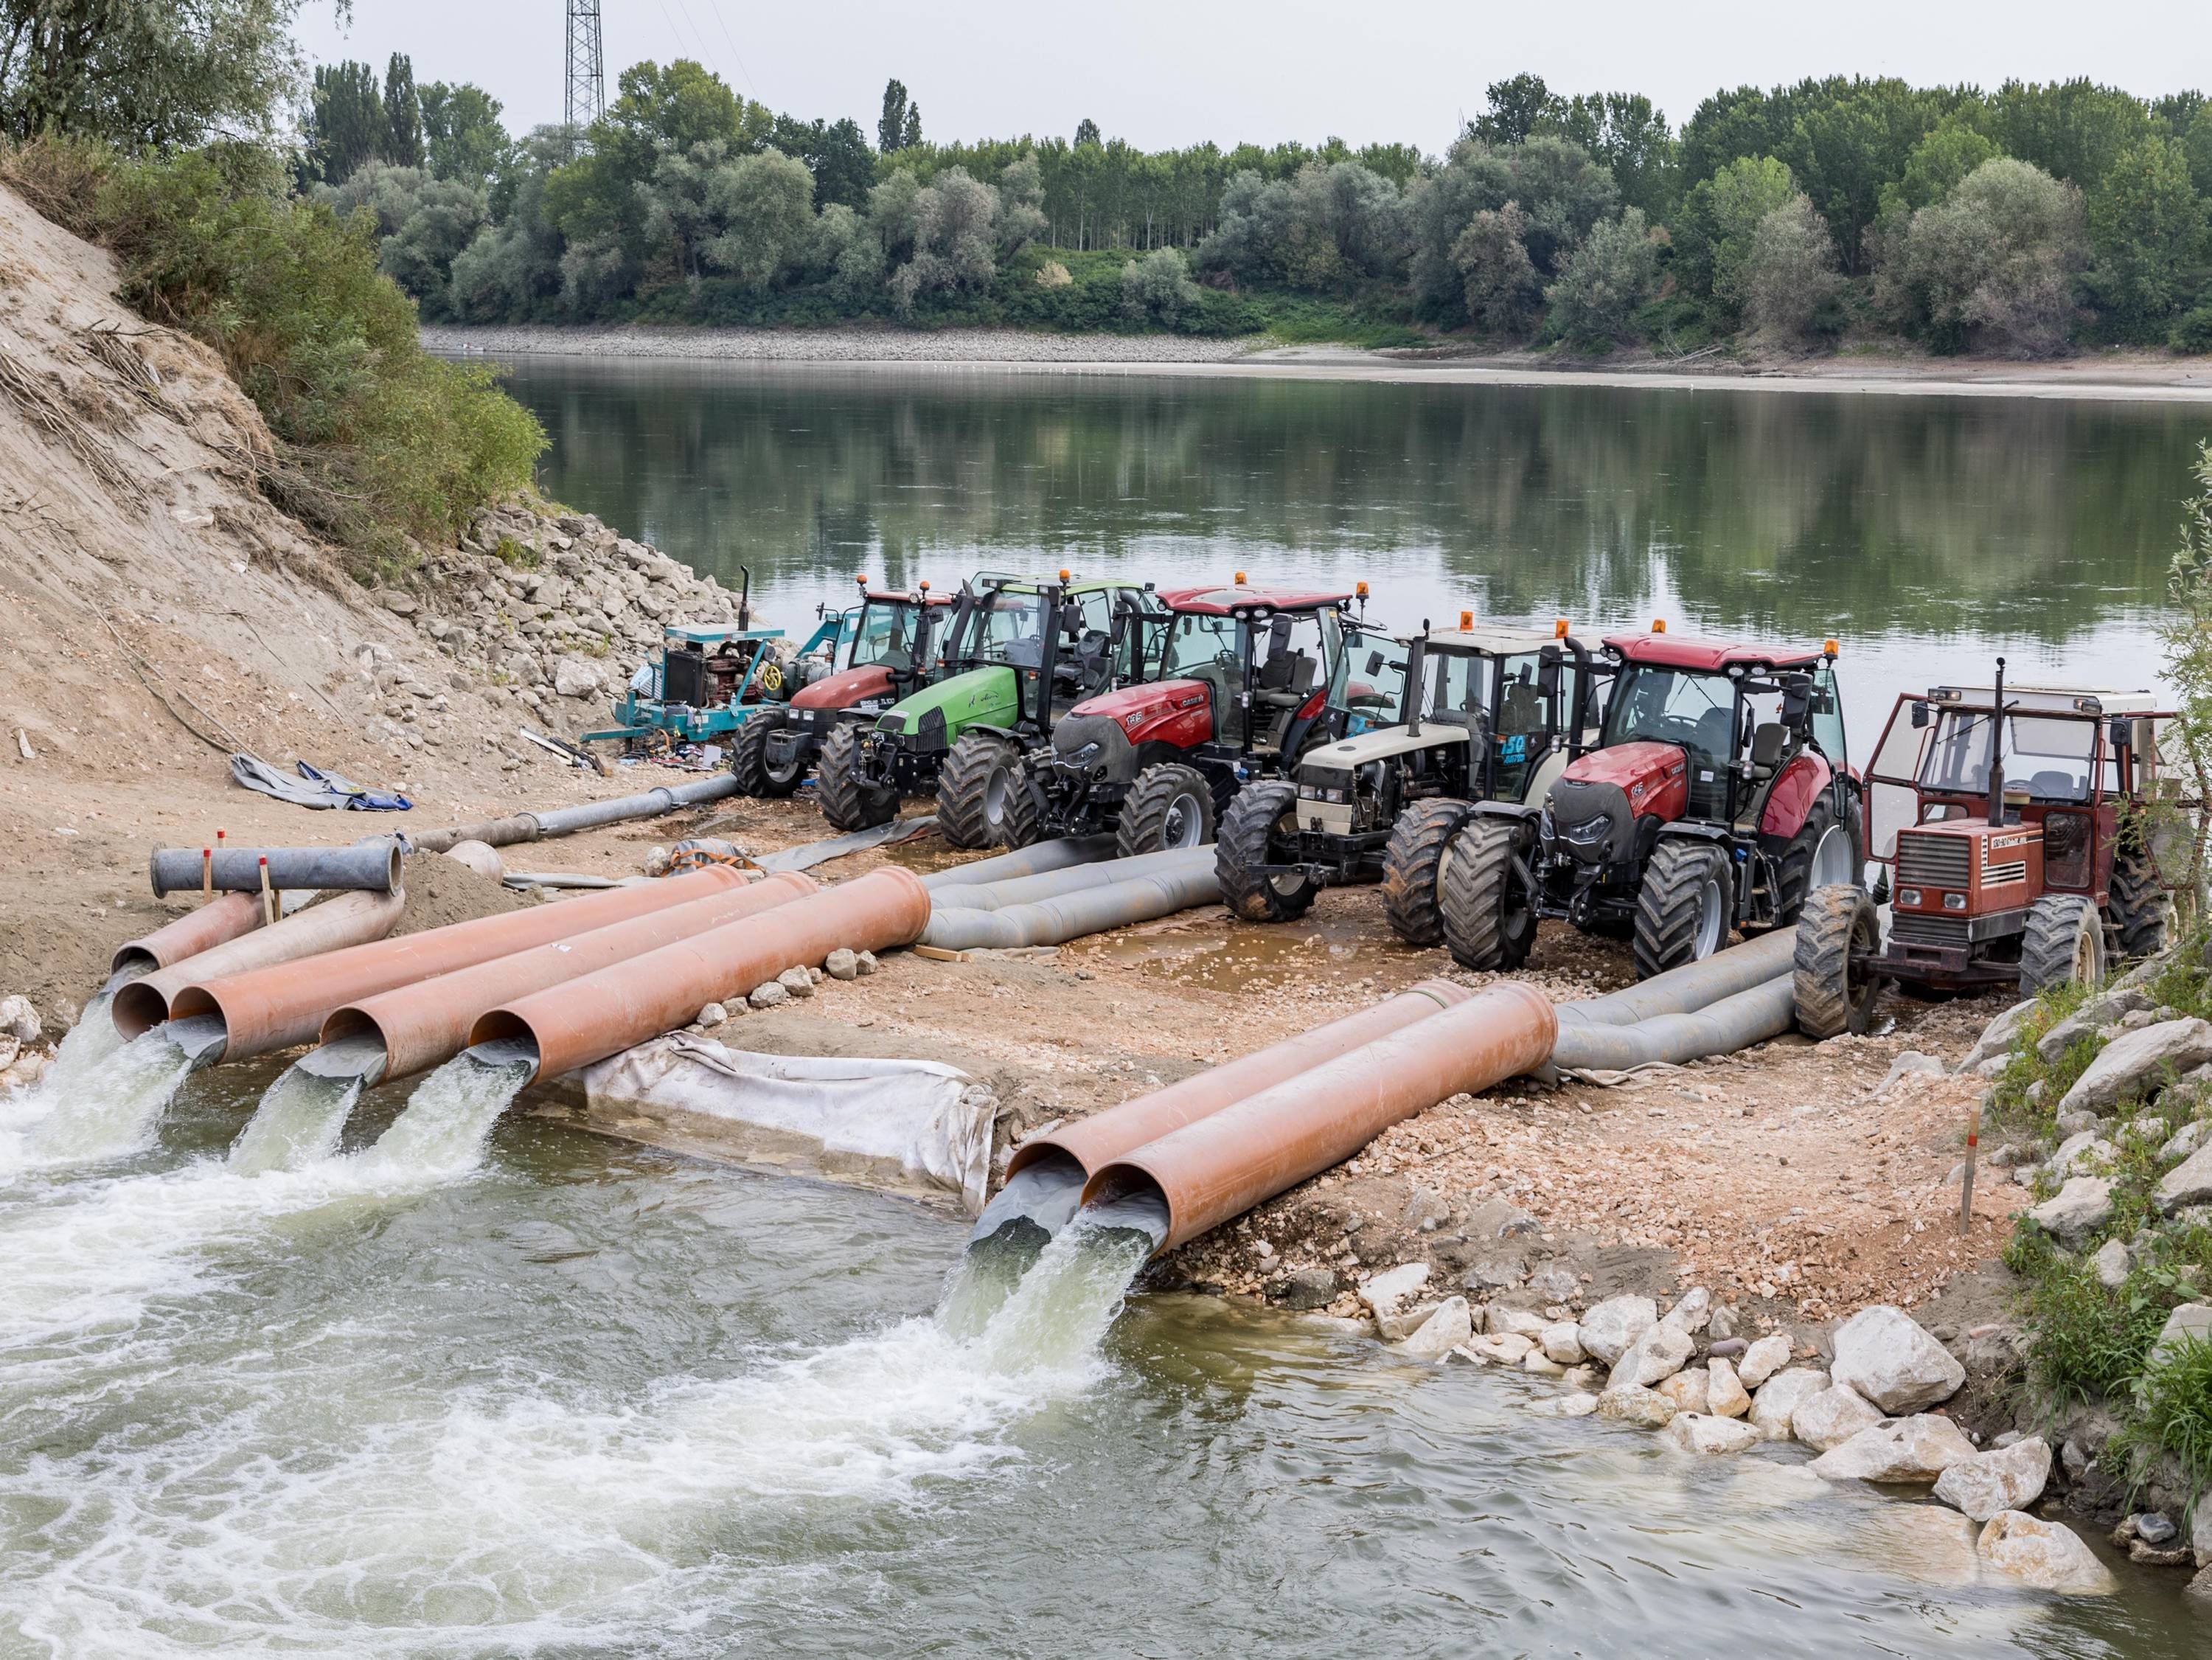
[1747,720,1788,782]
[2027,768,2089,802]
[1499,681,1545,735]
[1253,651,1315,709]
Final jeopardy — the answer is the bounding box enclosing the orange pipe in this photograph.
[114,889,408,1036]
[323,871,816,1082]
[1006,979,1470,1184]
[1085,983,1559,1253]
[142,867,750,1060]
[471,867,931,1080]
[111,891,265,976]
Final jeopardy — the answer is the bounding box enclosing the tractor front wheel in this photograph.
[2020,894,2107,994]
[1633,841,1733,979]
[1792,883,1882,1038]
[937,732,1023,850]
[731,717,805,799]
[2107,841,2174,962]
[1216,782,1313,922]
[1438,814,1538,970]
[815,723,897,832]
[1380,799,1475,948]
[1120,763,1217,858]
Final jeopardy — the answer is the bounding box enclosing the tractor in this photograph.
[1792,660,2180,1037]
[813,572,1150,847]
[1439,625,1863,979]
[728,575,954,798]
[1004,580,1388,857]
[1214,617,1609,939]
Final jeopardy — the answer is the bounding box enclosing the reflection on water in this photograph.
[504,358,2208,742]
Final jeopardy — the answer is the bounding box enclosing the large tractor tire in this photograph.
[997,759,1043,849]
[2020,894,2107,994]
[1216,781,1314,923]
[730,715,806,799]
[1792,883,1882,1039]
[1633,840,1733,980]
[1769,795,1863,928]
[1438,815,1540,971]
[815,723,897,832]
[1380,799,1475,948]
[2107,841,2174,961]
[1119,763,1217,858]
[937,732,1024,850]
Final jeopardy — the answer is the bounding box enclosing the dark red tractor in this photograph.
[1441,625,1863,979]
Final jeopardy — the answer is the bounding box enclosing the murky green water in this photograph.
[504,358,2210,743]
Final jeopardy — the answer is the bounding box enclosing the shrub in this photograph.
[1034,259,1071,289]
[2014,1242,2174,1407]
[1120,246,1200,327]
[2174,303,2212,355]
[1741,195,1842,346]
[1451,201,1540,336]
[1880,158,2087,357]
[1542,207,1661,346]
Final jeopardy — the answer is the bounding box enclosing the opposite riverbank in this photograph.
[424,324,2212,403]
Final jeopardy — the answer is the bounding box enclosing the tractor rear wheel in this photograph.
[730,716,805,799]
[2020,894,2107,994]
[1120,763,1217,858]
[2107,842,2173,961]
[998,758,1043,848]
[815,723,897,831]
[1769,796,1863,928]
[1633,841,1733,979]
[1439,814,1539,970]
[937,732,1023,850]
[1792,883,1882,1038]
[1216,782,1313,922]
[1380,799,1475,947]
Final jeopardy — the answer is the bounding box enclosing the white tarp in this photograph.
[580,1035,995,1212]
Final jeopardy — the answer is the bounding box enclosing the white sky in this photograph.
[299,1,2209,151]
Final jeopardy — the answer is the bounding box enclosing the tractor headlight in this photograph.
[1896,887,1922,907]
[1943,892,1967,911]
[1566,816,1608,844]
[1065,741,1102,765]
[1299,768,1353,805]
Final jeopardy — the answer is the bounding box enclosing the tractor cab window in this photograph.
[1417,651,1492,729]
[1604,666,1739,813]
[1920,710,2096,805]
[852,601,922,671]
[1163,612,1243,729]
[1248,611,1330,708]
[1333,628,1409,724]
[975,591,1051,667]
[1495,653,1548,735]
[1809,664,1847,768]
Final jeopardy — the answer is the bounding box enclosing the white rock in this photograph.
[1829,1305,1967,1413]
[1540,1321,1587,1366]
[1522,1350,1567,1378]
[1877,1051,1944,1094]
[1660,1286,1713,1334]
[1397,1296,1472,1361]
[2149,1302,2212,1369]
[1810,1414,1978,1483]
[825,948,860,982]
[2037,988,2151,1063]
[1667,1412,1760,1456]
[2194,1488,2212,1569]
[2093,1237,2132,1290]
[1933,1437,2053,1521]
[1656,1367,1710,1416]
[2046,1130,2112,1181]
[2060,1018,2212,1114]
[1534,1391,1599,1419]
[747,981,788,1009]
[776,966,815,999]
[1705,1355,1750,1419]
[1596,1386,1677,1428]
[1486,1305,1551,1341]
[552,656,605,698]
[1962,999,2037,1071]
[1576,1295,1657,1367]
[695,1002,727,1028]
[2158,1143,2212,1215]
[2163,1120,2211,1165]
[1609,1321,1695,1390]
[1748,1367,1831,1440]
[855,951,878,976]
[1360,1263,1432,1338]
[1977,1511,2118,1594]
[1737,1333,1792,1389]
[1790,1384,1888,1452]
[0,994,41,1044]
[2030,1175,2116,1242]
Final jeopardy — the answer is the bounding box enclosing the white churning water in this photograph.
[226,1064,369,1173]
[1,1027,197,1175]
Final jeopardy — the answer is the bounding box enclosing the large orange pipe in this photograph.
[136,867,750,1059]
[114,889,408,1035]
[470,867,931,1080]
[323,870,817,1082]
[1006,979,1471,1184]
[1085,983,1558,1253]
[111,892,266,977]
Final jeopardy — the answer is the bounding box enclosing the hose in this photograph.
[926,844,1214,912]
[922,858,1220,950]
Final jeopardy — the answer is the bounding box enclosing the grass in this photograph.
[2112,1336,2212,1497]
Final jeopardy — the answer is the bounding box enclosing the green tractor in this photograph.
[814,572,1150,847]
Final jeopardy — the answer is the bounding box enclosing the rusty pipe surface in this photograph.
[113,889,408,1038]
[472,867,931,1081]
[144,867,750,1061]
[1554,927,1797,1030]
[323,871,816,1083]
[1548,976,1796,1074]
[1085,983,1558,1254]
[408,813,540,854]
[150,842,402,896]
[110,892,267,977]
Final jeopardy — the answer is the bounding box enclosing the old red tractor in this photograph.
[1441,625,1862,978]
[1792,661,2180,1036]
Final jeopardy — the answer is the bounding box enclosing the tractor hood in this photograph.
[790,663,896,711]
[874,664,1019,737]
[1301,722,1475,774]
[1553,739,1688,824]
[1067,678,1214,746]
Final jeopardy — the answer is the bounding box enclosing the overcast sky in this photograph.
[298,1,2208,151]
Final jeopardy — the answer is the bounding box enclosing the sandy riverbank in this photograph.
[425,324,2212,403]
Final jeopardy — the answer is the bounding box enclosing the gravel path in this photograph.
[422,324,1262,364]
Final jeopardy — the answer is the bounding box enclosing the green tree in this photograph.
[1407,136,1615,322]
[417,81,508,186]
[307,60,383,185]
[767,112,874,209]
[1981,79,2157,191]
[1121,245,1199,325]
[1472,73,1555,145]
[1675,153,1796,316]
[2087,134,2206,337]
[1741,194,1840,344]
[1074,116,1100,145]
[1878,118,2000,222]
[1452,201,1540,336]
[1882,156,2087,355]
[447,124,568,321]
[1551,91,1678,218]
[1543,207,1662,344]
[878,77,911,153]
[706,147,815,289]
[381,51,420,167]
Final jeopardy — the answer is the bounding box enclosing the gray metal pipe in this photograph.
[150,842,401,897]
[927,845,1214,912]
[1554,927,1798,1031]
[520,774,739,838]
[922,861,1221,950]
[1548,976,1797,1073]
[919,836,1117,892]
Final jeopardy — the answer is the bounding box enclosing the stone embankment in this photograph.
[422,324,1258,365]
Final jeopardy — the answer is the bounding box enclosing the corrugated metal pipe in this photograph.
[150,842,401,896]
[922,851,1218,951]
[919,836,1117,892]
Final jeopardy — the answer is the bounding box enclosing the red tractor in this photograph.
[1441,625,1863,979]
[1792,661,2180,1036]
[1006,580,1397,855]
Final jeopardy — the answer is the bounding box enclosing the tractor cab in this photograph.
[585,613,846,753]
[1147,581,1354,760]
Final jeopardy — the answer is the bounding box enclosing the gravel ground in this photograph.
[422,324,1262,364]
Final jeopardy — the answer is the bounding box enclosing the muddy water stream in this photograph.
[3,1064,2206,1656]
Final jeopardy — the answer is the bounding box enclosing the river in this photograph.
[5,362,2210,1656]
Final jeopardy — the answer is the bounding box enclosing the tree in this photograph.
[1451,201,1540,336]
[706,147,815,289]
[768,112,874,209]
[1543,207,1662,344]
[1882,157,2087,356]
[1121,245,1199,325]
[447,124,569,322]
[1981,78,2157,192]
[1675,153,1796,318]
[996,151,1048,254]
[1740,195,1840,344]
[0,0,308,147]
[2087,134,2207,338]
[1407,136,1616,322]
[307,60,383,186]
[1877,118,2000,224]
[888,165,996,316]
[1472,73,1554,146]
[417,81,509,186]
[1074,117,1099,146]
[1197,160,1407,290]
[878,77,911,153]
[381,52,421,168]
[902,100,920,150]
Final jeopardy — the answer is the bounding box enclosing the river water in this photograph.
[7,364,2211,1653]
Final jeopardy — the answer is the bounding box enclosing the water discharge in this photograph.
[3,1027,198,1173]
[226,1064,369,1173]
[358,1045,535,1178]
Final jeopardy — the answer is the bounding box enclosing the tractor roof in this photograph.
[1427,625,1571,657]
[1160,583,1352,616]
[664,623,782,645]
[1607,631,1829,672]
[861,589,953,606]
[973,573,1124,597]
[1924,683,2162,717]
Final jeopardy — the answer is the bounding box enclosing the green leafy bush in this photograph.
[2013,1239,2177,1407]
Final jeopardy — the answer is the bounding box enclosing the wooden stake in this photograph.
[257,855,275,928]
[1959,1095,1980,1235]
[201,847,212,900]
